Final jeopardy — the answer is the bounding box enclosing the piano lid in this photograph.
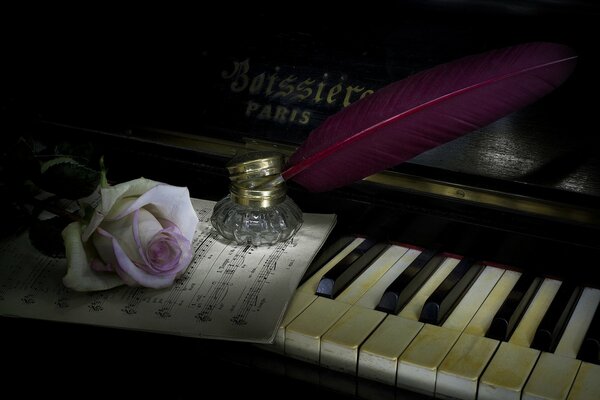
[4,3,600,222]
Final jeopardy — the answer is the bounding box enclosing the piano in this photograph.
[3,2,600,399]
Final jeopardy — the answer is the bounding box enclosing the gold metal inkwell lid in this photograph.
[226,151,286,208]
[227,151,284,183]
[212,150,303,245]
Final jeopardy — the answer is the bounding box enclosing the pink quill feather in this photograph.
[281,42,577,192]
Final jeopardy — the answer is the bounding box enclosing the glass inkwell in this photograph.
[211,151,303,246]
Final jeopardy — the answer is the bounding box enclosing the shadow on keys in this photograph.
[244,343,430,400]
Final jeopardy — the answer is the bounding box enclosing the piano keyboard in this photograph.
[265,236,600,400]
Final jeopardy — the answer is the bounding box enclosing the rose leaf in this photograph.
[38,157,100,199]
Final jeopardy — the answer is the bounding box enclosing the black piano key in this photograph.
[577,300,600,364]
[300,235,355,285]
[316,239,388,298]
[486,274,542,342]
[419,258,483,325]
[530,284,581,352]
[375,247,444,314]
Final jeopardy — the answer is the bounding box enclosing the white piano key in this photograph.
[555,287,600,358]
[522,352,581,400]
[396,324,462,395]
[576,299,600,363]
[317,240,387,298]
[318,247,421,374]
[463,269,521,336]
[397,256,461,320]
[443,265,506,331]
[436,334,500,400]
[478,277,563,399]
[437,268,519,400]
[285,244,408,363]
[267,239,365,352]
[357,258,465,391]
[320,305,387,374]
[355,248,421,309]
[285,296,351,363]
[509,278,562,347]
[358,315,424,386]
[298,237,366,295]
[395,265,504,396]
[567,362,600,400]
[478,341,540,400]
[335,245,410,304]
[270,238,364,351]
[268,291,317,352]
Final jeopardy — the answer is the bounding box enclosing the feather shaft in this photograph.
[281,42,577,192]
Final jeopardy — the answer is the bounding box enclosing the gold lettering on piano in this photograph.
[222,59,376,125]
[294,79,315,101]
[221,59,250,93]
[314,81,326,103]
[248,72,265,95]
[246,100,311,125]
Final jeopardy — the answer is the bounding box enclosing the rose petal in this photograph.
[93,207,163,266]
[132,208,148,266]
[110,184,198,241]
[61,221,123,291]
[113,263,137,286]
[92,228,118,266]
[141,225,192,275]
[83,178,161,241]
[90,258,113,272]
[74,177,198,290]
[110,235,179,289]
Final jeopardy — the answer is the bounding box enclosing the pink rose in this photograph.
[62,178,199,291]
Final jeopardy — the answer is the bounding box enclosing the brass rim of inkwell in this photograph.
[230,182,286,207]
[227,151,284,178]
[229,167,282,183]
[227,151,287,207]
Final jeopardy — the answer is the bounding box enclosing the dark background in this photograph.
[4,2,600,137]
[2,2,600,399]
[4,1,600,199]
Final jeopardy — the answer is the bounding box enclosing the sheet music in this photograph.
[0,198,336,343]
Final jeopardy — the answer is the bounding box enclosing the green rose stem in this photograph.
[99,156,109,189]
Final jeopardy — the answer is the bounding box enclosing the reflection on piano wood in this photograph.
[261,236,600,400]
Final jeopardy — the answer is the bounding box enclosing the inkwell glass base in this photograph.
[211,151,303,246]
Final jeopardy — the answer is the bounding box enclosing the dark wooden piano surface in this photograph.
[2,2,600,399]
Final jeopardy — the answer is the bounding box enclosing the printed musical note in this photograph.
[231,241,290,325]
[0,199,336,343]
